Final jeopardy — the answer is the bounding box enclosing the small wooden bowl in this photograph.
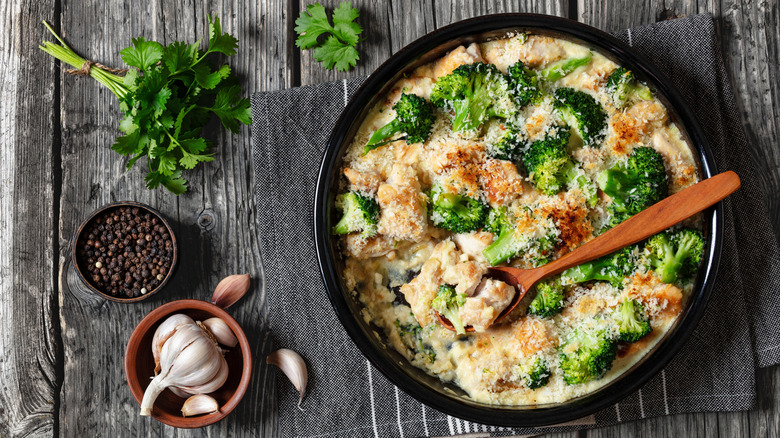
[124,300,252,428]
[72,201,178,303]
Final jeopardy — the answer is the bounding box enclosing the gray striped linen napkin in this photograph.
[251,14,780,438]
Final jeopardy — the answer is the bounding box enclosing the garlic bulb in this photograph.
[267,349,308,410]
[140,314,228,416]
[181,394,219,417]
[211,274,251,309]
[201,317,238,347]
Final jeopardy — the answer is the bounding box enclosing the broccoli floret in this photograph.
[561,245,638,288]
[365,93,436,154]
[506,61,541,107]
[605,68,653,109]
[431,284,467,334]
[483,225,558,267]
[523,357,552,389]
[646,228,705,284]
[488,124,528,161]
[522,126,571,195]
[527,278,565,317]
[562,161,599,206]
[332,192,380,238]
[553,88,607,147]
[429,184,488,234]
[430,62,515,132]
[614,299,652,343]
[484,206,511,235]
[559,326,618,385]
[597,146,669,227]
[539,54,593,82]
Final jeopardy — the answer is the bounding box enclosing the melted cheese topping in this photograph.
[338,33,700,406]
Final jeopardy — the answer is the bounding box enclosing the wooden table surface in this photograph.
[1,0,778,437]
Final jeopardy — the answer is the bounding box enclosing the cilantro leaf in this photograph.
[331,2,362,46]
[179,150,214,169]
[208,15,238,56]
[145,170,188,195]
[163,41,199,73]
[209,85,251,133]
[120,37,164,69]
[314,35,360,72]
[295,2,362,71]
[294,3,333,50]
[192,62,231,89]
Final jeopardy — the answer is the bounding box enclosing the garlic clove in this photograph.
[266,349,308,410]
[201,317,238,347]
[211,274,251,309]
[152,314,195,373]
[178,355,229,394]
[181,394,219,417]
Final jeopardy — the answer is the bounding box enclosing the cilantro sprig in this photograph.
[40,16,250,194]
[295,2,363,72]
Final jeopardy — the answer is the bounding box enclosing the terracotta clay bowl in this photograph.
[124,299,252,428]
[72,201,178,303]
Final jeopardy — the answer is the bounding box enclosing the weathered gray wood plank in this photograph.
[0,1,60,436]
[56,0,287,436]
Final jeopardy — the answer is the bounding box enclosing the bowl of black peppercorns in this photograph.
[73,201,178,302]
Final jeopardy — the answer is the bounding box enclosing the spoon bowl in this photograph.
[437,170,741,332]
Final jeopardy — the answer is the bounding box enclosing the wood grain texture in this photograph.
[55,1,279,436]
[0,1,60,437]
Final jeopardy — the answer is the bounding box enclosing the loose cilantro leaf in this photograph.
[295,2,362,71]
[314,35,360,72]
[40,14,251,195]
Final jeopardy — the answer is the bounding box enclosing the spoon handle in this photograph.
[535,171,741,279]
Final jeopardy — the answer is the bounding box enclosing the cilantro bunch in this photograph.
[295,2,363,72]
[40,16,251,194]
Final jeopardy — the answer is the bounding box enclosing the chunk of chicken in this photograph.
[343,167,381,194]
[624,271,684,318]
[479,159,525,204]
[430,43,484,78]
[344,234,395,259]
[376,164,427,242]
[400,241,458,326]
[453,231,494,263]
[459,279,516,331]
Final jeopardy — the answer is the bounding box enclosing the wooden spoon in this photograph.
[437,170,741,332]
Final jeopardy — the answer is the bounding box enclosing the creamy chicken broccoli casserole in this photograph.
[332,32,703,405]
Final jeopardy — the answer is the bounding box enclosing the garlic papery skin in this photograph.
[152,314,194,373]
[169,386,193,399]
[181,394,220,417]
[201,317,238,347]
[266,349,308,410]
[211,274,251,309]
[140,317,227,416]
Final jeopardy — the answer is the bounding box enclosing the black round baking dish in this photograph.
[314,13,722,427]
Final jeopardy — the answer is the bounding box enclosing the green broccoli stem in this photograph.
[540,55,592,81]
[443,305,466,334]
[365,119,403,153]
[483,229,520,266]
[39,21,129,99]
[437,193,474,216]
